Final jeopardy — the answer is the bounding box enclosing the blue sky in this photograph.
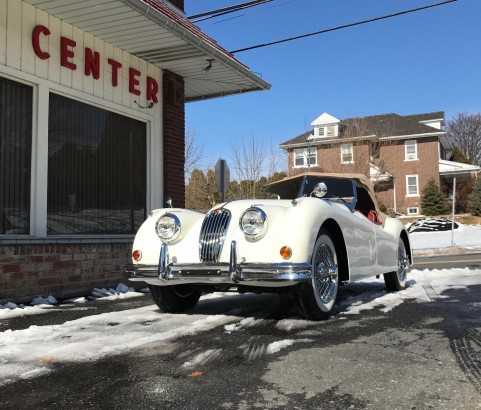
[184,0,481,168]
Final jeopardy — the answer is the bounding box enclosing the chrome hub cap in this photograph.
[313,244,338,304]
[397,242,408,283]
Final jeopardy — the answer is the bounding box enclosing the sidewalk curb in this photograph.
[413,247,481,258]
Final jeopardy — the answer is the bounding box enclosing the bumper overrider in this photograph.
[124,241,313,287]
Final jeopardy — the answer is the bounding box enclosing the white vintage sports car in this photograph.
[125,173,412,320]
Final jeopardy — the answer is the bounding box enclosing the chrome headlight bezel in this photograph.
[155,213,181,243]
[239,207,268,239]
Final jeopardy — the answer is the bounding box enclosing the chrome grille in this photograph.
[199,209,231,263]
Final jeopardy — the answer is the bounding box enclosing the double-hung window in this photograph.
[294,148,317,168]
[405,140,418,161]
[340,143,354,164]
[406,175,419,196]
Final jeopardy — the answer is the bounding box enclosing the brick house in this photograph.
[280,111,480,215]
[0,0,269,303]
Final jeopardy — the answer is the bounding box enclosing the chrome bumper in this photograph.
[124,241,312,287]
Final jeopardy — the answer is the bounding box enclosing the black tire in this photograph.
[149,284,202,313]
[295,230,339,321]
[384,237,409,291]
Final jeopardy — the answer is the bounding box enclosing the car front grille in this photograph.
[199,208,231,263]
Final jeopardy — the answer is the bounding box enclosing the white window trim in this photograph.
[406,174,419,197]
[404,140,418,161]
[293,147,317,168]
[407,207,419,215]
[340,143,354,164]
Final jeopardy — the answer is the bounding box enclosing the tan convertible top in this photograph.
[264,172,386,224]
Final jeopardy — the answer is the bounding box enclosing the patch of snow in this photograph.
[31,295,58,306]
[0,283,144,320]
[410,224,481,249]
[275,319,321,332]
[266,339,313,354]
[224,317,263,333]
[63,297,87,304]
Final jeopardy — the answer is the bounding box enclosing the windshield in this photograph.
[262,176,356,203]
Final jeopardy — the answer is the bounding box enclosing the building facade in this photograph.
[0,0,269,302]
[281,111,480,215]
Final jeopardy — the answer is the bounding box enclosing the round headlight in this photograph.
[155,213,181,242]
[239,207,267,238]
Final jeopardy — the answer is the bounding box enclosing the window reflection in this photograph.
[48,94,146,234]
[0,77,32,235]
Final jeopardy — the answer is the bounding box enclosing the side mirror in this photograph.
[312,182,328,198]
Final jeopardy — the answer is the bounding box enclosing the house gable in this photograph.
[309,112,341,139]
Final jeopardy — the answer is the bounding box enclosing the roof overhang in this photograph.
[439,159,481,176]
[24,0,270,102]
[280,135,378,150]
[370,163,393,182]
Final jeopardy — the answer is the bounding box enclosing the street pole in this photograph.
[451,177,456,246]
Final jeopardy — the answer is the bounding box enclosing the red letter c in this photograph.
[32,25,50,60]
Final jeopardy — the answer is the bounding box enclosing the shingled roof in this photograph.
[404,111,444,123]
[280,112,445,147]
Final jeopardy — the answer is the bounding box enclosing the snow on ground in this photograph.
[1,267,481,386]
[0,284,146,320]
[409,223,481,250]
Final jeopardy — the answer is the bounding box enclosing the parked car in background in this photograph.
[125,173,412,320]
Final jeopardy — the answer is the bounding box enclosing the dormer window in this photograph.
[311,112,341,138]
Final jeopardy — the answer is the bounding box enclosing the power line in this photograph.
[188,0,272,22]
[230,0,458,54]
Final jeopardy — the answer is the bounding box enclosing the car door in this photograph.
[343,211,378,281]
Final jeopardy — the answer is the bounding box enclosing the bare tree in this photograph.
[229,137,286,199]
[447,113,481,166]
[185,127,205,181]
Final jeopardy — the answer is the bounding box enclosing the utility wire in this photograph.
[188,0,272,22]
[230,0,458,54]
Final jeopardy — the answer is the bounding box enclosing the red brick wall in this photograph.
[163,70,186,208]
[376,137,440,211]
[0,243,131,304]
[288,142,370,176]
[287,137,441,213]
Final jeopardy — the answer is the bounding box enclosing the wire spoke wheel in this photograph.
[384,237,409,292]
[295,229,339,321]
[313,244,338,305]
[397,240,409,283]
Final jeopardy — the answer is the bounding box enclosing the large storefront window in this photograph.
[48,94,146,234]
[0,77,32,235]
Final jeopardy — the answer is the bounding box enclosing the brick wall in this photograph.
[0,243,132,304]
[288,143,370,176]
[163,70,186,208]
[287,137,441,213]
[376,137,440,211]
